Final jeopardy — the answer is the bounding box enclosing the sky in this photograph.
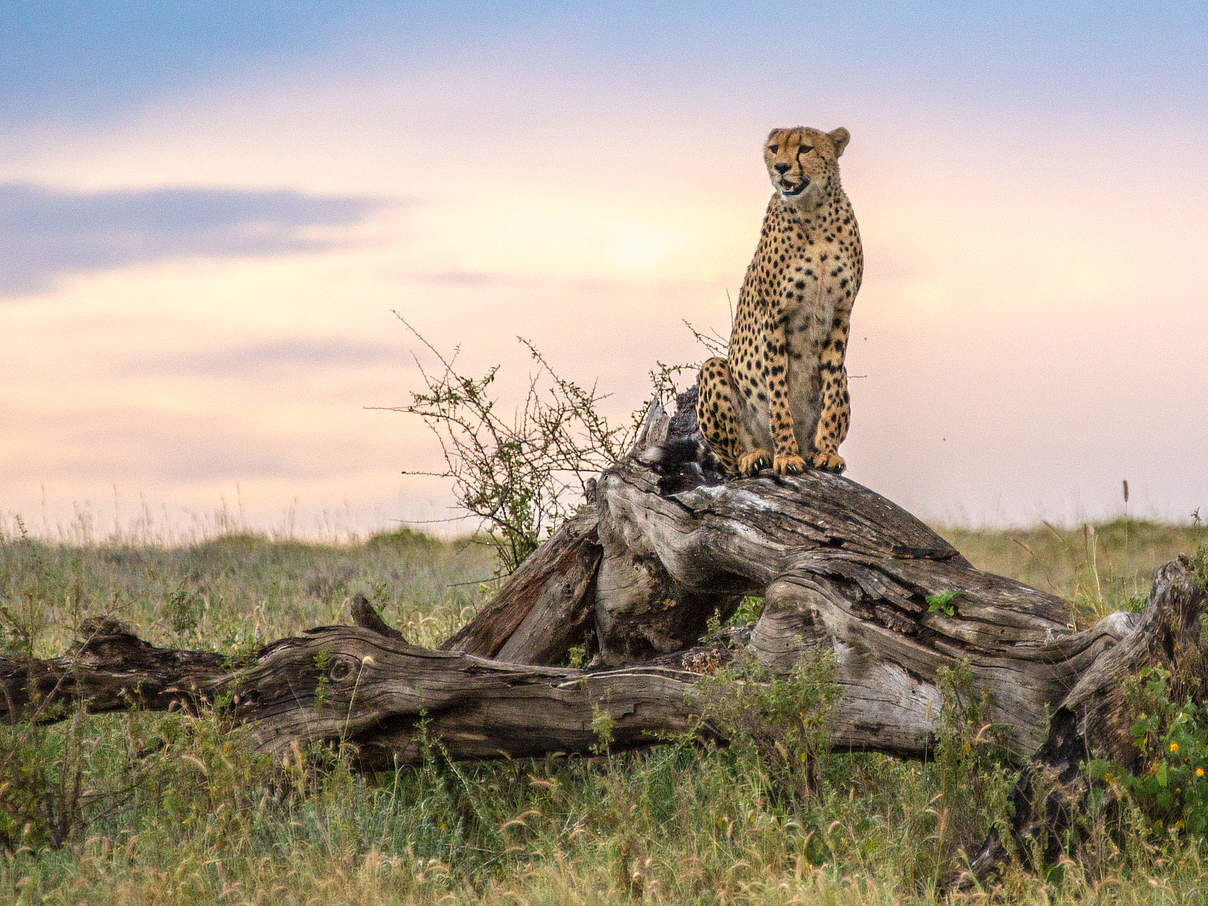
[2,1,1207,541]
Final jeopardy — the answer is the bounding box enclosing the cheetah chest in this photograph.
[779,268,837,446]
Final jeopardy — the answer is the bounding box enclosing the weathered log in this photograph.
[0,617,227,722]
[487,397,1130,762]
[0,607,719,768]
[594,448,1147,758]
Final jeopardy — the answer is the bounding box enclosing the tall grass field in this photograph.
[1,517,1206,904]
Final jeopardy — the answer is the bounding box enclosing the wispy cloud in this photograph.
[0,182,394,296]
[125,339,405,379]
[407,267,718,296]
[0,404,385,484]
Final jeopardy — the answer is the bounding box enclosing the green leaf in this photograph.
[1085,758,1112,780]
[1130,716,1152,743]
[926,589,961,616]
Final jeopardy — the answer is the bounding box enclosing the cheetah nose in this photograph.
[774,163,790,174]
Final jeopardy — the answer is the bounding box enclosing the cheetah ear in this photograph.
[827,127,850,157]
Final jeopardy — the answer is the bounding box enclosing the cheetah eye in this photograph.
[798,145,814,155]
[767,144,778,153]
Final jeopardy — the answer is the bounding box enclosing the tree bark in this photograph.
[2,393,1204,885]
[438,508,601,665]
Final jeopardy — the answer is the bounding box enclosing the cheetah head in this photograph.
[764,126,849,207]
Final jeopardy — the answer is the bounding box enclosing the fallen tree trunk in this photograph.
[0,611,719,768]
[2,393,1205,885]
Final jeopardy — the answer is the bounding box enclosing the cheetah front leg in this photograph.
[810,307,853,473]
[766,316,807,476]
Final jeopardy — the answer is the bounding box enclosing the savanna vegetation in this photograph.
[2,514,1207,905]
[4,326,1207,903]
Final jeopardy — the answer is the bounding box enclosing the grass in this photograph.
[1,517,1206,904]
[942,518,1207,626]
[0,524,497,657]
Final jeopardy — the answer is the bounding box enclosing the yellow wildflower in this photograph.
[1170,741,1180,754]
[1197,767,1204,778]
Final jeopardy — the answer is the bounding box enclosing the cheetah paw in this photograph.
[773,453,807,475]
[737,449,771,476]
[809,450,846,473]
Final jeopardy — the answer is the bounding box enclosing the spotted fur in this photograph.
[697,125,863,476]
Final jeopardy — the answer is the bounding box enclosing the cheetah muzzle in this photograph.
[778,177,809,196]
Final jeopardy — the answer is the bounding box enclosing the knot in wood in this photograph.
[327,655,360,683]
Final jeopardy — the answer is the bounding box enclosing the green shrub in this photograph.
[0,703,87,850]
[927,662,1013,877]
[1088,666,1208,836]
[699,651,838,803]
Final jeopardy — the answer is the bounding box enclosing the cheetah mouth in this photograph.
[779,178,809,196]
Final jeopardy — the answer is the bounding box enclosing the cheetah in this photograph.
[696,125,862,477]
